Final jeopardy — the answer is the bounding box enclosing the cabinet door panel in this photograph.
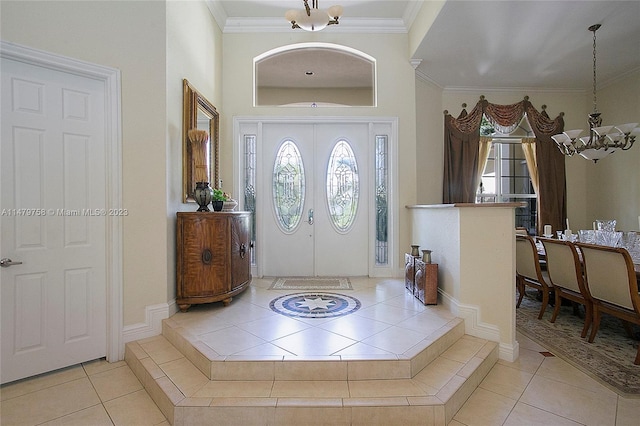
[180,215,230,297]
[230,215,251,289]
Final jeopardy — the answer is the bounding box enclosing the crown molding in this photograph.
[410,59,422,70]
[442,86,588,94]
[414,60,591,93]
[208,0,412,34]
[597,65,640,90]
[205,0,227,32]
[403,0,425,30]
[221,17,408,34]
[414,67,443,89]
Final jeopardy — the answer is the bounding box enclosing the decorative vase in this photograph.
[193,182,213,212]
[410,244,420,257]
[212,200,224,211]
[422,249,432,263]
[222,199,238,211]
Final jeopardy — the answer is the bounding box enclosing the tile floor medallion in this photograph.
[269,292,361,319]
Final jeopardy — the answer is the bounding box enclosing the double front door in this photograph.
[261,123,369,277]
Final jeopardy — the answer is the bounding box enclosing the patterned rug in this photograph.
[268,277,352,290]
[516,291,640,396]
[269,292,361,319]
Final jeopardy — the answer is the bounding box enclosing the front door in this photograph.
[261,122,369,276]
[1,55,107,383]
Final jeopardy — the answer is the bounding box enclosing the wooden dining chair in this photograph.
[576,242,640,365]
[540,238,592,337]
[516,235,553,319]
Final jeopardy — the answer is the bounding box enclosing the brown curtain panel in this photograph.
[525,103,566,235]
[443,102,484,203]
[443,98,565,234]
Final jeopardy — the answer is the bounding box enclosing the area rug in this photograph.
[516,291,640,396]
[269,292,361,319]
[268,277,352,291]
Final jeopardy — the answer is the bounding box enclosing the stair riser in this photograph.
[161,317,466,381]
[126,326,498,426]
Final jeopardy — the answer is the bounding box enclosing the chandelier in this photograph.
[285,0,343,32]
[551,24,637,163]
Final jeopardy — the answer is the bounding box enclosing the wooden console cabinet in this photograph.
[176,212,251,311]
[405,253,417,294]
[414,259,438,305]
[405,252,438,305]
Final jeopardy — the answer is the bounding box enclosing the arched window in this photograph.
[254,43,376,107]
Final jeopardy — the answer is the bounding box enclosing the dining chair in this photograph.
[516,235,553,319]
[540,238,592,337]
[576,242,640,365]
[515,227,528,235]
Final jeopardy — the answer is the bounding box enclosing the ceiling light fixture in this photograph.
[285,0,343,32]
[551,24,637,163]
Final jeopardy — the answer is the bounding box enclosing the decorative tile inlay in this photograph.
[269,292,361,319]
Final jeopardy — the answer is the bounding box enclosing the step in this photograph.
[125,318,498,425]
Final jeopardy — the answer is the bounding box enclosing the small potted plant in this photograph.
[211,188,228,211]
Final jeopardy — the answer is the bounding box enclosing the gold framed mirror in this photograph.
[182,79,219,202]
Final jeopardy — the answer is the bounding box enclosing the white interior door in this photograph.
[1,56,107,384]
[261,122,369,277]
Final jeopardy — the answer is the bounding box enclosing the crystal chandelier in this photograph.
[285,0,343,32]
[551,24,638,163]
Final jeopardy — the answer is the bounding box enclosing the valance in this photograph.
[443,96,567,234]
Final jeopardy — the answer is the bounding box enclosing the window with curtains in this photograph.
[476,140,537,234]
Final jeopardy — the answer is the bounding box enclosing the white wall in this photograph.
[166,0,223,302]
[220,32,418,268]
[257,87,373,107]
[410,204,518,361]
[408,0,446,59]
[586,69,640,231]
[415,77,445,204]
[1,0,169,326]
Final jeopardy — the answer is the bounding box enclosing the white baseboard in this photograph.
[499,340,519,362]
[122,303,171,343]
[439,290,518,361]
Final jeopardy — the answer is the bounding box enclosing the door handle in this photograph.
[0,258,23,268]
[307,208,314,225]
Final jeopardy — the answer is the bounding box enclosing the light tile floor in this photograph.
[2,277,639,425]
[166,277,460,359]
[0,359,168,426]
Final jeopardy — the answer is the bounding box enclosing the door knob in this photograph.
[307,208,314,225]
[0,258,23,267]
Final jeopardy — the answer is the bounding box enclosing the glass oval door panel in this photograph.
[273,140,305,233]
[326,140,359,232]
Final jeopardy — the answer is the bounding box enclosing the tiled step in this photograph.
[125,318,498,425]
